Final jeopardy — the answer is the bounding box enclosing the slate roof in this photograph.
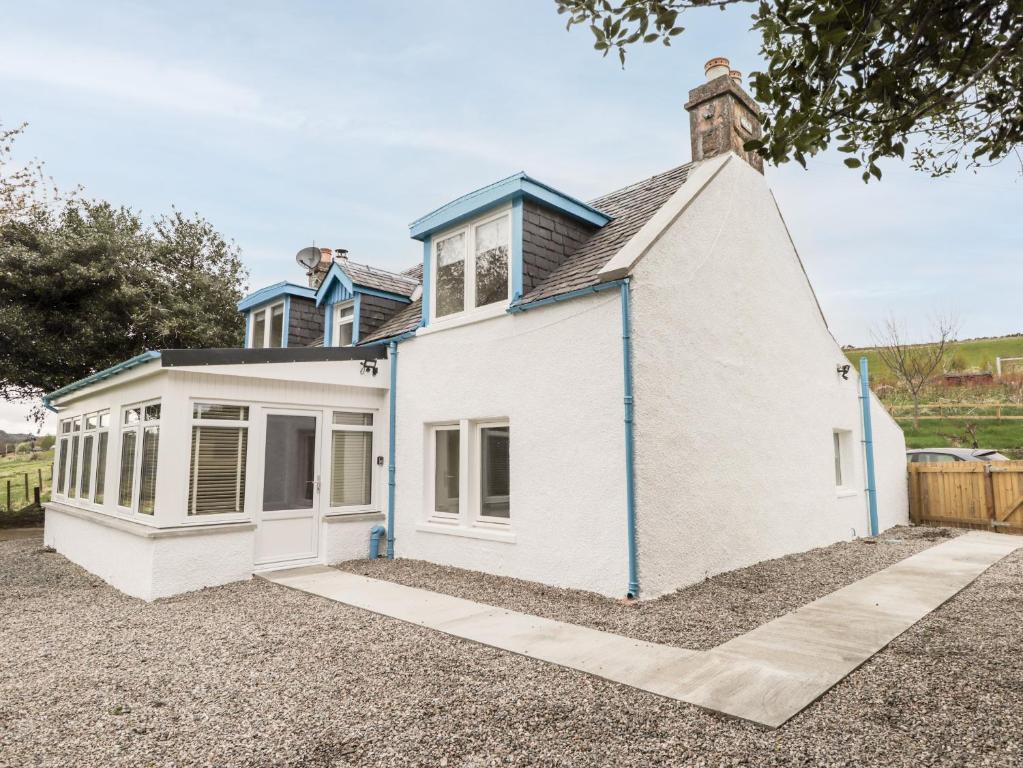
[516,162,692,304]
[341,260,419,298]
[401,263,424,282]
[358,161,694,343]
[360,297,423,343]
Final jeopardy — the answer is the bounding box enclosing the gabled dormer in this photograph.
[316,255,418,346]
[238,282,321,349]
[409,173,611,330]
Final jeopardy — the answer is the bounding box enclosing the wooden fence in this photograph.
[889,402,1023,420]
[1,469,46,513]
[909,461,1023,534]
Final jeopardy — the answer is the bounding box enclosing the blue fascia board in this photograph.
[316,262,412,307]
[352,293,362,345]
[420,236,431,326]
[409,173,611,241]
[43,351,163,407]
[238,282,316,312]
[511,198,524,302]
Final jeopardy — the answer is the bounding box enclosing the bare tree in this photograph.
[872,315,959,429]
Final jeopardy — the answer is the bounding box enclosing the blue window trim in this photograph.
[281,295,291,349]
[511,198,524,301]
[237,281,315,312]
[409,172,610,241]
[420,235,431,326]
[243,297,288,348]
[324,303,333,347]
[353,293,362,345]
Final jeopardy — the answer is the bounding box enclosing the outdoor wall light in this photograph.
[361,360,379,377]
[837,364,851,380]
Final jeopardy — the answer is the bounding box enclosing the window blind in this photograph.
[118,431,136,507]
[94,432,108,504]
[330,431,372,507]
[138,426,159,515]
[188,425,248,515]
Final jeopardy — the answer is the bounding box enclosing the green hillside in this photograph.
[846,334,1023,383]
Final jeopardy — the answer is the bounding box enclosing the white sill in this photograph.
[418,302,508,336]
[416,520,517,544]
[836,488,859,499]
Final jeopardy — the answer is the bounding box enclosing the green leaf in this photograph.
[843,158,862,168]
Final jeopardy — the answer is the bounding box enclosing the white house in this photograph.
[42,60,907,601]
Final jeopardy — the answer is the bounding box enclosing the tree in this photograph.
[0,124,248,415]
[556,1,1023,179]
[872,315,959,428]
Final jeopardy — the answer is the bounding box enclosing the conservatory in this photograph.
[43,347,390,600]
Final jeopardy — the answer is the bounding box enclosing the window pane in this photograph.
[138,427,159,515]
[61,420,71,434]
[333,411,373,426]
[252,309,267,348]
[144,403,161,422]
[331,431,372,506]
[833,432,843,486]
[85,414,98,430]
[434,429,459,514]
[337,304,354,319]
[118,431,137,507]
[435,232,466,317]
[262,415,316,511]
[337,319,353,347]
[475,217,509,307]
[269,304,285,348]
[94,432,108,504]
[194,403,249,421]
[68,435,80,498]
[72,418,81,432]
[188,426,248,515]
[480,426,510,519]
[124,408,140,426]
[81,435,94,499]
[98,412,111,428]
[57,438,68,494]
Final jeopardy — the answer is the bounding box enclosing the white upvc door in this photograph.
[255,409,322,567]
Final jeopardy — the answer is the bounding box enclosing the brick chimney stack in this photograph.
[684,57,764,173]
[308,247,335,289]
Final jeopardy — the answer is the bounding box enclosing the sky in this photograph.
[2,0,1021,435]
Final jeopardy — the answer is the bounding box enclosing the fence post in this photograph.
[6,480,10,512]
[38,468,43,490]
[24,472,29,501]
[34,486,41,508]
[983,465,997,528]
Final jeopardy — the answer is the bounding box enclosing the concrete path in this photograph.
[262,531,1021,728]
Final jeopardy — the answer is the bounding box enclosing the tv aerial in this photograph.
[295,245,322,271]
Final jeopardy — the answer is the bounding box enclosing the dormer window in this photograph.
[332,302,355,346]
[433,210,510,320]
[249,302,285,348]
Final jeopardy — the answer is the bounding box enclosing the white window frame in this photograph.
[248,301,285,349]
[473,419,511,526]
[76,410,110,508]
[429,207,512,326]
[833,429,855,496]
[325,408,377,514]
[117,399,161,518]
[331,301,355,348]
[426,418,511,529]
[187,401,252,519]
[54,418,73,499]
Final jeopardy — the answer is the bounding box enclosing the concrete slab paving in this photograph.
[261,531,1022,728]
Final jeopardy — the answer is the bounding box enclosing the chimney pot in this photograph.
[319,247,333,263]
[334,248,349,261]
[704,57,730,81]
[729,69,742,84]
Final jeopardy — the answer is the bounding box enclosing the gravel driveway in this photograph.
[2,526,1021,767]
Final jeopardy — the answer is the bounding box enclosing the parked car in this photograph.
[907,448,1009,463]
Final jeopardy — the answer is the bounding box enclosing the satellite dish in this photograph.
[295,246,322,271]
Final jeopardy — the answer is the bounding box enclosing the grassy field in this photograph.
[0,450,52,527]
[897,419,1023,458]
[847,334,1023,384]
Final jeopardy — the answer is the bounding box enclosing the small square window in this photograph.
[433,427,460,516]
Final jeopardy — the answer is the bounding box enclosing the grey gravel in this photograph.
[340,526,963,649]
[2,525,1021,768]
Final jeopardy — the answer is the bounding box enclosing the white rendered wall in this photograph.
[46,363,389,599]
[630,156,908,598]
[392,294,630,597]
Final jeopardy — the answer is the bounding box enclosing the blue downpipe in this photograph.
[859,356,880,536]
[621,281,639,598]
[386,341,398,558]
[369,525,386,558]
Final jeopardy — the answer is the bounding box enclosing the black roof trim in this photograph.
[160,347,387,367]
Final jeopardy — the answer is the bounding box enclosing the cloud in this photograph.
[0,38,298,127]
